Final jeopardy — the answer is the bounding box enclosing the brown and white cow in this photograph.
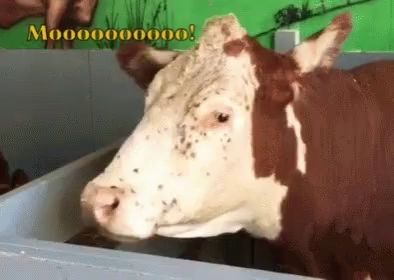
[0,0,98,48]
[80,13,394,279]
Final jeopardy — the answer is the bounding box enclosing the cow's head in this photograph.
[80,13,352,241]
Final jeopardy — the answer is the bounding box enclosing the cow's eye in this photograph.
[215,112,230,123]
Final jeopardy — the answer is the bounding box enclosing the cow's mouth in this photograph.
[97,226,146,243]
[156,207,251,238]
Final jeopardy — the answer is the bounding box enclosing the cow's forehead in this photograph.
[146,52,257,123]
[145,14,257,107]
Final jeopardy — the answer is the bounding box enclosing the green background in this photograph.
[0,0,393,51]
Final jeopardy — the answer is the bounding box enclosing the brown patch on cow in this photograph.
[223,39,246,57]
[224,39,245,56]
[244,35,298,177]
[243,23,394,278]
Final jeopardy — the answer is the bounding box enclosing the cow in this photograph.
[80,13,394,280]
[0,0,98,48]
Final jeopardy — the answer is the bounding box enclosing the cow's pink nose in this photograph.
[81,184,123,225]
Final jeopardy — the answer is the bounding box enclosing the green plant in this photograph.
[96,0,119,49]
[96,0,169,50]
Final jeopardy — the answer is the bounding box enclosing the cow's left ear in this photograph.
[116,42,180,90]
[290,13,352,74]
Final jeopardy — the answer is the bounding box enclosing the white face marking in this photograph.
[82,14,289,241]
[285,104,306,174]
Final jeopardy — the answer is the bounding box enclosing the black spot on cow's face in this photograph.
[158,184,163,190]
[133,168,139,173]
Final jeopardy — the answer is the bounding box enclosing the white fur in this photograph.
[285,104,306,174]
[81,14,288,241]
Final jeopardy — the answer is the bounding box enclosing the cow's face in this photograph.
[81,14,352,241]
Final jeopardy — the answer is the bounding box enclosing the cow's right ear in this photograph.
[116,42,180,90]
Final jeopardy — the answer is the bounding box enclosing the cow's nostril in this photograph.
[111,198,120,210]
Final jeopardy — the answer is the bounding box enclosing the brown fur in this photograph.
[242,36,394,280]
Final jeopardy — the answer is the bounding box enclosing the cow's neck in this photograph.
[264,68,384,244]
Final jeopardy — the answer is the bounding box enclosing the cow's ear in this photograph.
[116,42,180,90]
[290,13,352,74]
